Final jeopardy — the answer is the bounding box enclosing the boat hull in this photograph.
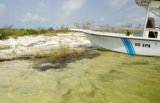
[85,32,160,56]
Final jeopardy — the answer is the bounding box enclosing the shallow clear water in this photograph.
[0,51,160,103]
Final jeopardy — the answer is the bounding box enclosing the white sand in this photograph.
[0,32,92,60]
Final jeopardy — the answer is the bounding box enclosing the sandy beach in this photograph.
[0,32,92,61]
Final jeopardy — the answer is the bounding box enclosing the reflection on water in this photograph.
[0,51,160,103]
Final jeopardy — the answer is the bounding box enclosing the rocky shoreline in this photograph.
[0,32,93,61]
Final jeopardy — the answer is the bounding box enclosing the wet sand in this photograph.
[0,51,160,103]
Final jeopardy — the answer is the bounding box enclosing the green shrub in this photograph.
[26,29,38,35]
[0,28,71,39]
[49,46,72,63]
[0,29,9,39]
[0,33,8,39]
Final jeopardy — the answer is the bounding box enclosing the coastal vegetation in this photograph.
[0,26,70,39]
[32,45,100,63]
[0,22,143,40]
[48,46,100,64]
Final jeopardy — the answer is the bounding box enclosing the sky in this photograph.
[0,0,149,28]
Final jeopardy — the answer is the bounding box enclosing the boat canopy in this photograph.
[136,0,160,17]
[136,0,160,6]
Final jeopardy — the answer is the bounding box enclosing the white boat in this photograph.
[82,0,160,56]
[84,29,160,56]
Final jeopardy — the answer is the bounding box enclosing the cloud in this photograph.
[0,4,6,14]
[100,17,105,22]
[19,0,51,2]
[127,14,145,22]
[115,14,145,27]
[62,0,85,16]
[109,0,129,9]
[22,13,48,22]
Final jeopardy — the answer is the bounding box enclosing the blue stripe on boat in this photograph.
[121,38,129,54]
[121,38,135,55]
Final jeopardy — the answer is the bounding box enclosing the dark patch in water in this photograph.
[151,65,160,72]
[37,64,65,71]
[0,85,9,89]
[122,61,150,65]
[61,89,73,103]
[108,69,121,74]
[99,70,122,83]
[99,75,116,82]
[61,89,72,97]
[34,49,100,71]
[84,90,96,97]
[33,58,67,71]
[34,62,67,71]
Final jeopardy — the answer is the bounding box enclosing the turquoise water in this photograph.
[0,51,160,103]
